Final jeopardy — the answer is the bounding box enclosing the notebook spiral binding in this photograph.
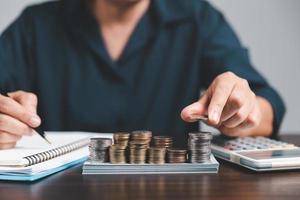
[23,138,90,166]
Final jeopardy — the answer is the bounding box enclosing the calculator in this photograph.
[211,135,300,171]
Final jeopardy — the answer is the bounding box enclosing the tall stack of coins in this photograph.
[129,130,152,164]
[113,132,130,147]
[147,147,166,164]
[166,149,187,163]
[152,136,173,149]
[89,138,112,163]
[109,132,130,164]
[188,132,212,163]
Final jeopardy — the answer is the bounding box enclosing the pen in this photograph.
[35,126,52,144]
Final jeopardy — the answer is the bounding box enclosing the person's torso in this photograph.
[18,0,209,142]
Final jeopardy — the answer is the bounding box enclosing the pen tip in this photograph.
[45,137,52,144]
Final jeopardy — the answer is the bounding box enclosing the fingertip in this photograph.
[181,106,204,123]
[29,116,41,128]
[208,110,220,125]
[181,101,207,120]
[180,109,193,122]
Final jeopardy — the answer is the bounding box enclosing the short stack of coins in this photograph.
[109,144,127,164]
[89,138,112,163]
[109,132,130,164]
[166,149,187,163]
[147,147,166,164]
[152,136,173,149]
[188,132,212,163]
[129,130,152,164]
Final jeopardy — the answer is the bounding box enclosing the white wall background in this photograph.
[0,0,299,133]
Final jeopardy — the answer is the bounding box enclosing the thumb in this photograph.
[181,93,209,122]
[7,91,39,115]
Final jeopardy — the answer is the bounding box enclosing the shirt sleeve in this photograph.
[0,7,35,94]
[198,2,286,134]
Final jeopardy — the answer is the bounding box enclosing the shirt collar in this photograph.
[62,0,194,26]
[61,0,193,68]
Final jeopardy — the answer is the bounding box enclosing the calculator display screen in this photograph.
[239,149,300,160]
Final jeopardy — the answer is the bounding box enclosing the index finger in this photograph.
[0,95,40,127]
[181,93,209,122]
[208,82,235,125]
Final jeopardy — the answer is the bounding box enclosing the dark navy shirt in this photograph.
[0,0,285,140]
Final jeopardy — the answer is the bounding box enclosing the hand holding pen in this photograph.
[0,91,49,149]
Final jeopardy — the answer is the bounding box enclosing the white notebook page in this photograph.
[0,131,112,174]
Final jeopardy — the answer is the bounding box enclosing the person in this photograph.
[0,0,285,149]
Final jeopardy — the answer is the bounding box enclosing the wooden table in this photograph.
[1,135,300,200]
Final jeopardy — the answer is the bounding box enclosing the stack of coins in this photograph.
[166,149,187,163]
[109,132,130,164]
[109,144,127,164]
[113,132,130,147]
[129,130,152,164]
[188,132,212,163]
[89,138,112,163]
[152,136,173,149]
[147,147,166,164]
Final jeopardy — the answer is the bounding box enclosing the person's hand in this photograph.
[181,72,265,137]
[0,91,41,149]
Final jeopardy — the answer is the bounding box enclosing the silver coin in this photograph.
[188,132,212,163]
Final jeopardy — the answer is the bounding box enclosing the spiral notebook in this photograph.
[0,131,112,181]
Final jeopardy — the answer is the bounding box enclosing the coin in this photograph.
[152,136,173,149]
[147,147,166,164]
[88,138,112,163]
[188,132,212,163]
[109,132,130,164]
[129,130,152,164]
[113,132,130,147]
[114,132,130,140]
[166,148,187,163]
[89,137,112,149]
[109,144,127,164]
